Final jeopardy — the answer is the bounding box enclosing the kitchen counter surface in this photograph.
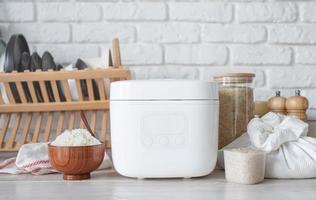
[1,168,316,200]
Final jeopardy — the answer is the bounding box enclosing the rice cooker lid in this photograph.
[110,80,218,100]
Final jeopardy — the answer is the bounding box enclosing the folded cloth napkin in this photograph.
[0,143,112,175]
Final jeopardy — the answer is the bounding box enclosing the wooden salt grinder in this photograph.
[268,91,286,115]
[285,90,308,121]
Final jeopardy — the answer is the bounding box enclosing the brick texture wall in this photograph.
[1,0,316,112]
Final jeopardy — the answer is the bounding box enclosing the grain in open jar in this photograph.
[214,73,255,148]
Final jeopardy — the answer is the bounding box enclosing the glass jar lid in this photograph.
[213,73,255,84]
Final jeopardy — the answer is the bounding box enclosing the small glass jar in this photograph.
[214,73,255,148]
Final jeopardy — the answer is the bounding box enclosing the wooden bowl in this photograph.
[48,143,105,180]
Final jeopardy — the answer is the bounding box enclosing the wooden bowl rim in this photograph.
[48,142,105,149]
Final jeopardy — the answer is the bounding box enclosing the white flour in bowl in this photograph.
[51,129,101,146]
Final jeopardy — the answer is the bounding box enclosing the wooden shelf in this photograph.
[0,38,130,151]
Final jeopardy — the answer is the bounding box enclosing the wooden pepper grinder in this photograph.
[285,90,308,121]
[268,91,286,114]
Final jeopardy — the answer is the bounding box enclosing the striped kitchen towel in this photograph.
[0,143,111,175]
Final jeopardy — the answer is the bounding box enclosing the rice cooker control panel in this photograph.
[141,112,188,148]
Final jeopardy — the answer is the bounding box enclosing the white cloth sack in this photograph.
[219,112,316,179]
[0,143,112,175]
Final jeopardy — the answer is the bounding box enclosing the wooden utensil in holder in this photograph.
[0,39,131,151]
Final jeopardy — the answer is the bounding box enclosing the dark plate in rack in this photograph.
[4,34,30,103]
[75,59,100,100]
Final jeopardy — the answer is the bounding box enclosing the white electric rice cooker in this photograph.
[110,80,219,178]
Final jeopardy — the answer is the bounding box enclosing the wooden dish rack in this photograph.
[0,39,131,151]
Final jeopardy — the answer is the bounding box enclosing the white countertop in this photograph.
[2,119,316,200]
[1,168,316,200]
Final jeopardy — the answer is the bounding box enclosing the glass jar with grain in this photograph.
[214,73,255,149]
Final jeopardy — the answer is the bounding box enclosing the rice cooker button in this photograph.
[175,136,185,146]
[159,136,169,146]
[142,137,153,147]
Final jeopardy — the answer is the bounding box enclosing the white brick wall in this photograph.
[165,45,227,65]
[202,24,266,43]
[38,3,101,22]
[169,3,232,22]
[236,2,297,22]
[231,45,292,65]
[1,0,316,112]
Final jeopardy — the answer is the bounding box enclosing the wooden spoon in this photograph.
[80,111,112,164]
[80,111,96,137]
